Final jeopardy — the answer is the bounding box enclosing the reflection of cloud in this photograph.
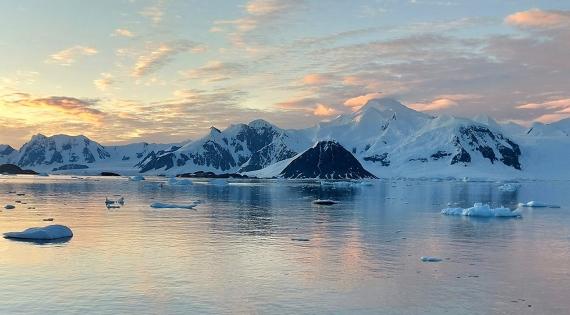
[132,40,204,77]
[506,9,570,29]
[46,46,98,66]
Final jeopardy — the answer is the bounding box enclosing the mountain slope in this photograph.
[280,141,377,179]
[138,119,311,174]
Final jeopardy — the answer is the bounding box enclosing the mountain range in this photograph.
[2,98,569,180]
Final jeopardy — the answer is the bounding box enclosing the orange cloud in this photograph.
[132,41,204,77]
[343,92,383,108]
[94,73,114,91]
[303,74,329,85]
[505,8,570,29]
[6,94,105,123]
[409,94,480,111]
[517,98,570,110]
[46,45,98,66]
[313,103,340,117]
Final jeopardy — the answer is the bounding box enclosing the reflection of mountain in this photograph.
[3,98,570,179]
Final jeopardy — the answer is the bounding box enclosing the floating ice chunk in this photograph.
[498,183,520,192]
[518,201,560,208]
[4,204,15,209]
[420,256,442,262]
[129,175,145,181]
[150,201,200,209]
[313,199,338,205]
[441,203,521,217]
[167,178,193,186]
[209,179,228,186]
[3,224,73,240]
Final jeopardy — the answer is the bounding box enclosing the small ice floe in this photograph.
[3,224,73,241]
[129,175,145,181]
[420,256,442,262]
[150,201,200,209]
[498,183,520,192]
[312,199,338,205]
[518,201,560,208]
[441,203,521,218]
[209,179,228,186]
[4,204,15,209]
[167,177,193,186]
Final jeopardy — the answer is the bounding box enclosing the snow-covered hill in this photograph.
[2,134,180,175]
[137,119,311,175]
[2,98,569,179]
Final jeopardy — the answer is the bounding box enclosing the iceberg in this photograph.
[209,179,228,186]
[150,201,200,209]
[420,256,442,262]
[167,177,193,186]
[441,203,521,217]
[4,204,15,209]
[518,201,560,208]
[498,183,520,192]
[129,175,145,181]
[3,224,73,240]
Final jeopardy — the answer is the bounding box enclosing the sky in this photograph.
[1,0,569,147]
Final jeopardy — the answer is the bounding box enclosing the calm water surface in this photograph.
[0,175,569,314]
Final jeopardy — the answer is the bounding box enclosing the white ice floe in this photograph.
[150,201,200,209]
[498,183,520,192]
[129,175,145,181]
[4,204,15,209]
[167,177,193,186]
[320,180,375,188]
[3,224,73,240]
[441,203,521,217]
[209,179,228,186]
[313,199,338,205]
[420,256,442,262]
[518,201,560,208]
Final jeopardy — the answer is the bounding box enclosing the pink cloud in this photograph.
[505,8,570,29]
[303,74,329,85]
[343,92,383,108]
[409,94,480,112]
[313,103,340,117]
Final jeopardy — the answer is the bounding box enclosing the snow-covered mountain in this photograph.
[279,141,377,179]
[0,144,17,164]
[1,134,180,174]
[2,98,569,179]
[137,119,311,174]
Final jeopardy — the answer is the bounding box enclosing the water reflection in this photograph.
[0,176,569,314]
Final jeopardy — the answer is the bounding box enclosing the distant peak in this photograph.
[360,98,408,111]
[209,126,221,134]
[248,119,274,128]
